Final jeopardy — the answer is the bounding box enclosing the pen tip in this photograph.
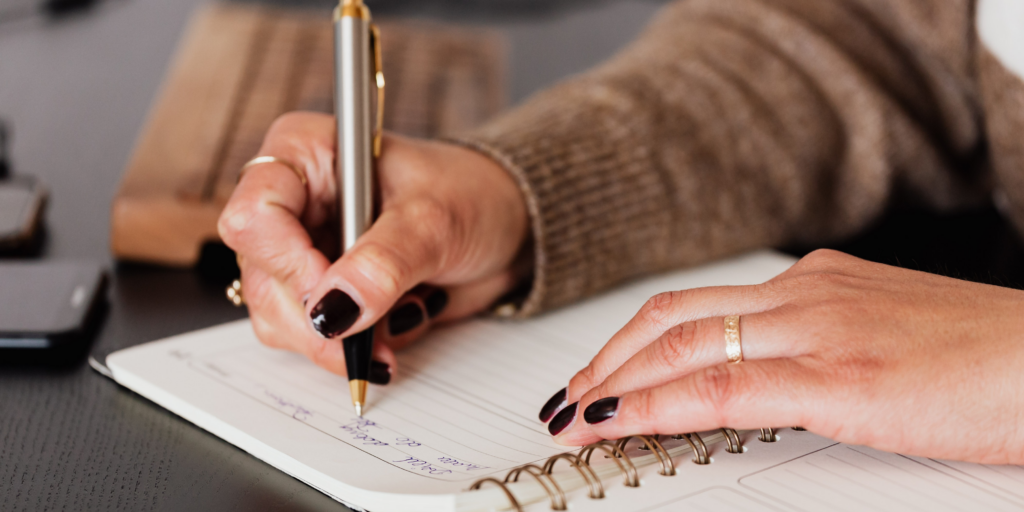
[355,403,363,417]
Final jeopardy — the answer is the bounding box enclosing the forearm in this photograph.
[456,0,983,315]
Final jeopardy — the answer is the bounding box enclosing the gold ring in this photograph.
[239,156,308,186]
[226,279,245,306]
[724,315,742,364]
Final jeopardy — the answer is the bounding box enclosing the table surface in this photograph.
[2,1,1023,511]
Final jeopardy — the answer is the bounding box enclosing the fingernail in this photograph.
[424,289,449,319]
[388,302,424,336]
[539,387,567,422]
[583,397,619,425]
[368,360,391,385]
[310,289,361,339]
[548,402,578,436]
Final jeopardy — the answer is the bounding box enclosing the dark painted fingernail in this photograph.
[368,360,391,385]
[584,397,619,424]
[539,387,567,422]
[548,402,578,436]
[310,289,361,339]
[388,302,424,336]
[424,289,449,319]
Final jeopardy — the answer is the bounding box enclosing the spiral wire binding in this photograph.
[759,428,778,442]
[721,428,744,453]
[468,478,522,510]
[615,435,676,476]
[580,440,639,488]
[670,433,710,465]
[468,429,784,511]
[543,453,605,499]
[505,464,566,510]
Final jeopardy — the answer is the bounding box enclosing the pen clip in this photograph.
[370,23,385,159]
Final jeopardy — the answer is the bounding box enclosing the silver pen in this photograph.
[334,0,384,417]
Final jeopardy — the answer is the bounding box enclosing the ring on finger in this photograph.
[239,156,308,186]
[724,315,742,364]
[226,279,245,306]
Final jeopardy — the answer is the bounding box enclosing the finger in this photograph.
[555,358,821,446]
[243,264,298,352]
[570,311,801,434]
[564,285,786,405]
[378,271,516,351]
[377,295,430,351]
[243,264,398,379]
[222,172,331,298]
[304,200,454,339]
[219,112,336,298]
[431,271,517,323]
[250,111,339,222]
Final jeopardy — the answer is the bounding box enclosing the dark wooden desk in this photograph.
[0,1,662,510]
[2,1,1023,511]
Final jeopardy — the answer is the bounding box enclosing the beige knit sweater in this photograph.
[455,0,1024,317]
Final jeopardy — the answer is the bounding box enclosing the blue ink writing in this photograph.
[340,418,389,446]
[437,457,489,471]
[393,456,453,476]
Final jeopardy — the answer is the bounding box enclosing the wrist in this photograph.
[438,140,534,310]
[443,141,531,266]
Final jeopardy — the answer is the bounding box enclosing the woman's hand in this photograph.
[218,112,529,380]
[541,249,1024,465]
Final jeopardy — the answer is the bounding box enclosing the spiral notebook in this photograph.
[102,251,1024,511]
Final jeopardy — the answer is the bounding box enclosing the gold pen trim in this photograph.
[336,0,371,20]
[350,379,368,416]
[370,24,385,158]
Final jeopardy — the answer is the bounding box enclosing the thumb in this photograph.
[303,200,451,339]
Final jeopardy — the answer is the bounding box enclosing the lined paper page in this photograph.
[646,488,785,511]
[107,252,797,508]
[738,444,1024,511]
[188,339,563,480]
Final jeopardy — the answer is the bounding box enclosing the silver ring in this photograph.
[239,156,308,186]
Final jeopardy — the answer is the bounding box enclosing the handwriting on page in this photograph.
[176,319,574,482]
[437,457,489,471]
[191,360,495,481]
[340,418,391,446]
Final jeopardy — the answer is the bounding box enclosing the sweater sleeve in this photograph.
[452,0,989,316]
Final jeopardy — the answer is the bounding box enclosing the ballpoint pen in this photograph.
[335,0,384,417]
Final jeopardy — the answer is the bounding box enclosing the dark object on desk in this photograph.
[0,176,47,253]
[0,0,104,25]
[110,2,507,267]
[43,0,99,16]
[0,261,107,366]
[0,118,9,179]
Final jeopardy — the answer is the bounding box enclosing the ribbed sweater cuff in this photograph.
[448,83,673,316]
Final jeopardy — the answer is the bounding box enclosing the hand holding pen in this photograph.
[217,119,530,405]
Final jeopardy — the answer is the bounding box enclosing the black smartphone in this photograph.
[0,261,107,359]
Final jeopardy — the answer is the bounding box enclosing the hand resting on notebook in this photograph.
[218,112,529,380]
[544,249,1024,465]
